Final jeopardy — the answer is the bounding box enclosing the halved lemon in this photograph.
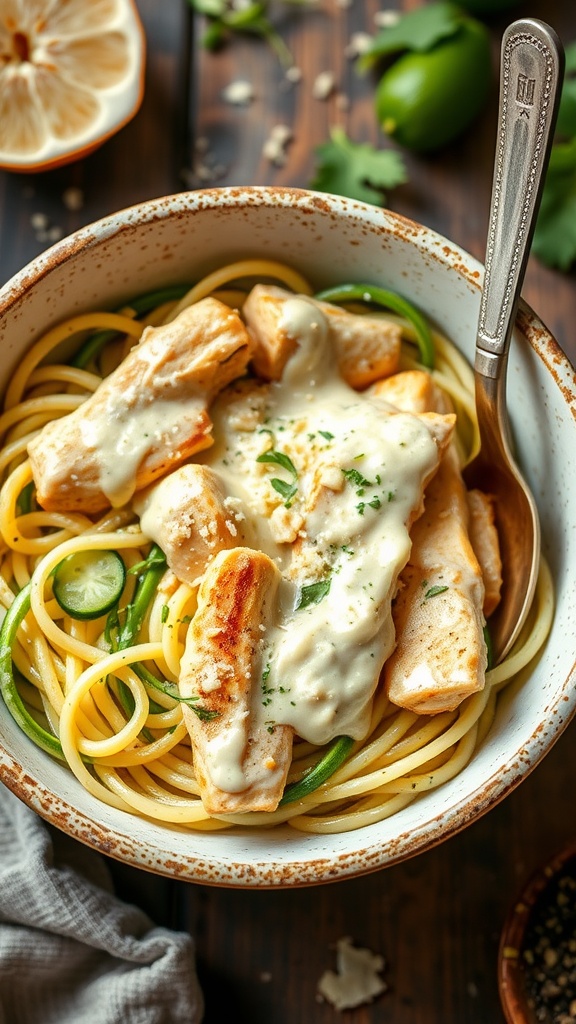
[0,0,146,173]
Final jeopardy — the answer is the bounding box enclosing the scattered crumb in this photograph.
[62,186,84,212]
[317,936,387,1011]
[467,981,479,998]
[260,971,272,983]
[30,212,49,231]
[222,79,255,105]
[181,138,228,186]
[374,8,401,28]
[285,65,302,84]
[312,71,336,101]
[344,32,373,59]
[262,124,293,166]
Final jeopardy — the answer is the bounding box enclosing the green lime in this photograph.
[375,18,492,153]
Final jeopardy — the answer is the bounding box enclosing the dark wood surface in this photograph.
[1,1,575,1021]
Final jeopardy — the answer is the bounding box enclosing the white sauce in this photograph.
[80,392,205,507]
[195,297,443,787]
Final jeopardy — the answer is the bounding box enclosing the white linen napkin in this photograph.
[0,784,203,1024]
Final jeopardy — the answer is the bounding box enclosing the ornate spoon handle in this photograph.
[475,19,564,382]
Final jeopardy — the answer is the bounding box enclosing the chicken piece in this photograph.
[243,284,401,388]
[179,547,293,814]
[133,464,246,587]
[318,299,401,389]
[377,370,502,622]
[372,369,438,414]
[466,488,503,618]
[384,451,487,714]
[378,371,488,714]
[27,299,254,514]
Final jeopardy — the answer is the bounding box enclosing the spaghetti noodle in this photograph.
[0,261,553,833]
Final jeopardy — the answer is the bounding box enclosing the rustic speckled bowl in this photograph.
[0,187,574,887]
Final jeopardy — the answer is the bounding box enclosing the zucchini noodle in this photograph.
[0,260,553,834]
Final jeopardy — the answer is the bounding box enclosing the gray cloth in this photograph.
[0,784,203,1024]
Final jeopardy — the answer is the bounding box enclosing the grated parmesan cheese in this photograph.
[317,936,387,1011]
[222,79,255,105]
[312,71,336,100]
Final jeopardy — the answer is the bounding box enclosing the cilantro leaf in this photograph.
[359,2,464,69]
[310,127,407,205]
[533,137,576,271]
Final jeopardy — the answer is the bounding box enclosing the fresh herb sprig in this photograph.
[186,0,311,69]
[311,126,408,207]
[257,449,299,507]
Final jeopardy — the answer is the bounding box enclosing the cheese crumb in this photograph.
[318,464,345,492]
[312,71,336,101]
[222,79,254,105]
[317,937,387,1011]
[269,505,304,544]
[344,32,372,58]
[374,8,401,28]
[62,186,84,211]
[262,124,293,166]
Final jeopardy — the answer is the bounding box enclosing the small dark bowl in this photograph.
[499,840,576,1023]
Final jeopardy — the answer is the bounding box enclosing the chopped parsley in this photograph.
[296,577,331,610]
[342,467,372,489]
[424,584,449,600]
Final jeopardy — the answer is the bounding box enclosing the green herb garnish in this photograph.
[424,584,449,600]
[296,578,331,610]
[257,449,299,507]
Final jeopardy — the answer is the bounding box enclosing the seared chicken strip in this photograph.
[384,452,488,714]
[466,488,503,618]
[133,464,248,587]
[28,298,254,514]
[179,547,293,814]
[376,371,490,714]
[243,284,401,388]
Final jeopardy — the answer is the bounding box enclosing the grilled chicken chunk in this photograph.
[27,298,254,514]
[243,284,401,388]
[384,450,487,714]
[377,371,489,714]
[179,547,293,814]
[133,464,247,587]
[466,488,503,618]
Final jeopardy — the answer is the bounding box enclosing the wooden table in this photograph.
[1,1,575,1021]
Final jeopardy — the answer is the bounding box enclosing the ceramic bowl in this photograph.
[0,186,574,887]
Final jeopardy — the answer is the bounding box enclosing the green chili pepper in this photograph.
[280,735,354,805]
[315,282,435,369]
[0,585,64,760]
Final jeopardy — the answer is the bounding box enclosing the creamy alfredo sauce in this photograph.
[79,391,206,508]
[193,297,443,790]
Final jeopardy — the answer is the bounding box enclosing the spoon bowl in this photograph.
[463,18,564,662]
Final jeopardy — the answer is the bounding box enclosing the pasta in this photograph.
[0,261,553,834]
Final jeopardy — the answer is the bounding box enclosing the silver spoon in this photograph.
[463,19,564,664]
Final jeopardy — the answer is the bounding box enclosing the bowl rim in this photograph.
[0,185,575,887]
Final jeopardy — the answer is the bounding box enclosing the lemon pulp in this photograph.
[0,0,145,172]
